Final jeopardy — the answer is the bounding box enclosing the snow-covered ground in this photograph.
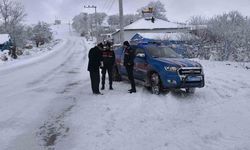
[0,24,250,150]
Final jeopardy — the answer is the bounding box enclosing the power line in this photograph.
[106,0,114,12]
[101,0,110,12]
[102,0,113,13]
[100,0,109,12]
[84,0,90,6]
[107,0,116,14]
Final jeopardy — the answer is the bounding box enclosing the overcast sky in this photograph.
[20,0,250,24]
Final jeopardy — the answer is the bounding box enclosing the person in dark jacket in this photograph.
[87,43,104,95]
[101,41,115,90]
[123,41,136,93]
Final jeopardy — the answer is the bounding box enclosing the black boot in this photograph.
[129,89,136,93]
[109,85,113,90]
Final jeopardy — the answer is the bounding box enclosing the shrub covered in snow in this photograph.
[188,11,250,62]
[32,22,53,47]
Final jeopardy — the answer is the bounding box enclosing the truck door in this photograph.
[134,48,148,81]
[119,48,127,76]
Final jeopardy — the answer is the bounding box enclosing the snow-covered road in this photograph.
[0,24,250,150]
[0,25,90,150]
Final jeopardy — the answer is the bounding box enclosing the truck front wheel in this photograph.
[151,73,161,95]
[186,88,196,94]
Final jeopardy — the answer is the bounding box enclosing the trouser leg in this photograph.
[90,70,100,93]
[90,72,95,93]
[96,70,100,93]
[107,66,113,87]
[126,65,136,90]
[101,67,107,86]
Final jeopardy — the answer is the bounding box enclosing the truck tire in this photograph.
[186,88,196,94]
[151,73,161,95]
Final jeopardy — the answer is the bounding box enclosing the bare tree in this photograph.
[0,0,26,47]
[32,22,53,47]
[72,13,89,35]
[89,12,107,26]
[137,0,168,20]
[72,12,108,37]
[107,15,119,26]
[108,14,141,26]
[0,0,26,31]
[188,16,208,25]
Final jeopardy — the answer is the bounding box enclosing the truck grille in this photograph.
[178,68,202,75]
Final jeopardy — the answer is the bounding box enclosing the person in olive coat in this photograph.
[101,41,115,90]
[87,43,104,95]
[123,41,136,93]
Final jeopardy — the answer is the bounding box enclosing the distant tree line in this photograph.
[187,11,250,62]
[0,0,52,48]
[72,0,167,42]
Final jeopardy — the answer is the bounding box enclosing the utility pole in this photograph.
[84,5,98,41]
[119,0,124,43]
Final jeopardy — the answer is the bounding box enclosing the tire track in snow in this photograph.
[35,37,90,150]
[37,96,76,148]
[26,39,77,87]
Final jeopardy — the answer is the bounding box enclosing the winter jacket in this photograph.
[101,49,115,67]
[123,46,135,66]
[87,46,102,71]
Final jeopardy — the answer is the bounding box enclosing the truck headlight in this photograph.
[164,66,178,72]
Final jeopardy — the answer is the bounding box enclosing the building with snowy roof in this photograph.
[0,34,10,44]
[112,18,190,44]
[0,34,12,51]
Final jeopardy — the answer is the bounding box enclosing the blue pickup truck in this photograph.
[113,41,205,94]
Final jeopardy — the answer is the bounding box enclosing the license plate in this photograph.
[187,76,202,81]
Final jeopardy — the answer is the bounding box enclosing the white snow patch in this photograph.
[0,34,10,44]
[124,18,186,30]
[136,32,195,41]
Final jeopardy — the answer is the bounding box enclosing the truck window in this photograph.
[136,48,144,55]
[147,46,181,58]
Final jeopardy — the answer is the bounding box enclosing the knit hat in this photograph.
[97,43,104,49]
[105,41,111,48]
[123,41,130,47]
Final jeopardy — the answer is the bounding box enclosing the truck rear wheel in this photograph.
[151,73,161,95]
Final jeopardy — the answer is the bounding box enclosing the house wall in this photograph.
[112,28,189,44]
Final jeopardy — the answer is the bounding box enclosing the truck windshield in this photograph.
[147,46,181,58]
